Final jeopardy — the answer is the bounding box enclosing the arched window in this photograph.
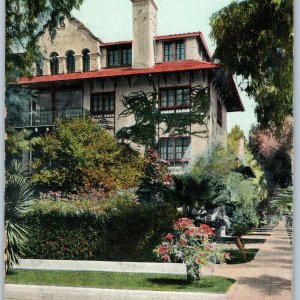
[82,49,90,72]
[50,52,59,75]
[66,50,75,73]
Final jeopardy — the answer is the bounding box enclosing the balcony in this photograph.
[11,108,90,128]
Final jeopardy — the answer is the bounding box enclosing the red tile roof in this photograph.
[16,60,220,84]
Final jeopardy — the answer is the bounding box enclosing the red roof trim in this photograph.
[155,32,202,41]
[16,61,220,84]
[100,40,132,47]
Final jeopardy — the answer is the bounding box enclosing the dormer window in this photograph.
[108,47,132,67]
[164,40,185,61]
[50,52,59,75]
[82,49,90,72]
[66,50,75,73]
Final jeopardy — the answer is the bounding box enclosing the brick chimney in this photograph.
[131,0,157,69]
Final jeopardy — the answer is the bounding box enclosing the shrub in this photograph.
[154,218,229,282]
[21,195,178,262]
[31,118,144,193]
[230,206,259,237]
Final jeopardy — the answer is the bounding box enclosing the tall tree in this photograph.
[227,125,245,153]
[210,0,293,127]
[6,0,84,82]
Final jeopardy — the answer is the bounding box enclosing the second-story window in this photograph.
[164,40,185,61]
[91,93,115,115]
[160,87,191,109]
[36,61,43,76]
[82,49,90,72]
[50,52,59,75]
[159,137,190,161]
[66,50,75,73]
[108,47,132,67]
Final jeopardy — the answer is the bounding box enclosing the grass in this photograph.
[5,270,235,293]
[226,248,259,264]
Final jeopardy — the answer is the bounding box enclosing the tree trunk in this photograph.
[235,236,247,262]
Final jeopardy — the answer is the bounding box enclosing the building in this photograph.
[13,0,244,171]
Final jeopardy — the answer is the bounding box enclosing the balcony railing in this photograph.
[11,108,90,128]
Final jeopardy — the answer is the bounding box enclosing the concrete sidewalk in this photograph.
[4,285,227,300]
[225,221,293,300]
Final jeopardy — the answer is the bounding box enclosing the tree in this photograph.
[249,124,292,194]
[31,118,144,193]
[6,0,84,82]
[5,160,35,273]
[116,86,211,151]
[227,125,244,153]
[210,0,293,127]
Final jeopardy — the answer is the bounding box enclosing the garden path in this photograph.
[223,221,293,300]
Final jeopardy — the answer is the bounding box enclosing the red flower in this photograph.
[165,233,174,242]
[174,218,194,229]
[158,244,171,254]
[224,252,231,259]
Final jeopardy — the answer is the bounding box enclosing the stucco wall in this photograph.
[37,18,101,74]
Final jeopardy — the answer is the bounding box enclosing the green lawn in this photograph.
[6,270,235,293]
[226,248,259,264]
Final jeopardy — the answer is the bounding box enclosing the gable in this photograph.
[37,17,101,57]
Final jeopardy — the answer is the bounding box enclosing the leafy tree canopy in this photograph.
[210,0,293,127]
[227,125,244,153]
[31,118,144,193]
[249,124,292,193]
[6,0,84,81]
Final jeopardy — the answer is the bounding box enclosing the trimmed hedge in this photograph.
[21,198,179,262]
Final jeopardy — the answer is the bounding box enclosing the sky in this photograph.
[72,0,257,137]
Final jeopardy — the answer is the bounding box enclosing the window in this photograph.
[164,40,185,61]
[159,137,190,161]
[108,47,132,67]
[66,50,75,73]
[36,61,43,76]
[160,88,191,109]
[91,93,115,114]
[50,52,59,75]
[56,90,82,110]
[82,49,90,72]
[217,99,222,127]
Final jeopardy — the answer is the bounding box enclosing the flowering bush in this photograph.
[143,148,173,187]
[154,218,229,282]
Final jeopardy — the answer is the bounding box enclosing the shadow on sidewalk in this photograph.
[240,275,291,296]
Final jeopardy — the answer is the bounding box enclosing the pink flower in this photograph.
[162,254,170,262]
[224,252,231,259]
